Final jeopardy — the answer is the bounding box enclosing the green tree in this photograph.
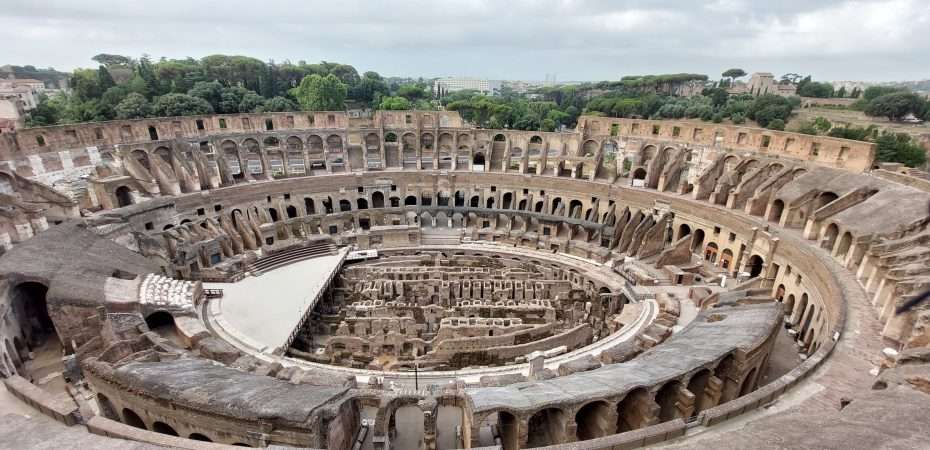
[396,84,429,102]
[292,74,347,111]
[153,93,213,117]
[25,94,63,126]
[836,86,847,98]
[865,92,927,121]
[96,66,115,91]
[259,96,298,112]
[71,68,104,100]
[722,68,747,85]
[813,116,832,133]
[350,71,390,105]
[797,81,834,98]
[379,96,412,110]
[875,131,927,167]
[114,93,153,119]
[238,91,265,112]
[92,53,134,68]
[187,81,225,111]
[767,118,786,130]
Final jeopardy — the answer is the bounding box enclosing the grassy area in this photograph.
[788,106,930,137]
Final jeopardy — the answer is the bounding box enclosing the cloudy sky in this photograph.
[2,0,928,82]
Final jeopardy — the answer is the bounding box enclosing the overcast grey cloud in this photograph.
[1,0,928,81]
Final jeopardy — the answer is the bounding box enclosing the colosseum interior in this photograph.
[1,110,929,449]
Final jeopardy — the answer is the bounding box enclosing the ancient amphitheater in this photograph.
[1,110,929,449]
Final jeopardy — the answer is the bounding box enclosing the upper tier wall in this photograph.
[577,116,874,172]
[0,111,873,172]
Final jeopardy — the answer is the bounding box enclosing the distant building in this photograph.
[0,78,50,129]
[433,77,502,97]
[729,72,797,97]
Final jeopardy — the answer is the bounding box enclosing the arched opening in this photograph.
[687,369,712,415]
[339,199,352,212]
[286,205,297,219]
[390,405,424,450]
[784,294,796,315]
[822,223,839,251]
[436,405,464,450]
[486,197,495,209]
[575,401,612,441]
[501,192,513,209]
[497,411,518,450]
[473,152,486,167]
[691,229,705,253]
[526,408,566,447]
[768,199,784,223]
[145,311,183,347]
[720,248,734,269]
[405,195,417,206]
[268,208,279,222]
[96,393,119,420]
[632,168,647,180]
[568,199,583,218]
[454,191,465,207]
[704,242,719,263]
[122,408,147,429]
[616,388,652,432]
[304,198,316,215]
[11,282,58,352]
[357,198,369,210]
[739,368,758,396]
[656,381,683,421]
[747,255,764,277]
[470,196,480,208]
[677,224,691,241]
[189,433,212,442]
[372,192,385,208]
[115,186,133,207]
[153,421,179,436]
[815,191,838,210]
[836,231,853,259]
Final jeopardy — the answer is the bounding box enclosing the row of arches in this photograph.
[97,400,250,446]
[487,353,760,449]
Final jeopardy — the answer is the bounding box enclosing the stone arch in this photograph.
[686,369,713,415]
[286,205,298,219]
[497,410,519,450]
[527,407,567,447]
[632,167,647,180]
[470,195,480,208]
[152,421,178,436]
[339,199,352,212]
[768,199,785,222]
[357,198,369,210]
[747,254,764,277]
[11,282,58,350]
[784,294,796,315]
[122,408,146,429]
[384,132,398,143]
[326,134,343,151]
[677,223,691,241]
[473,152,486,166]
[145,311,180,343]
[304,198,315,215]
[836,231,853,259]
[704,242,719,263]
[739,367,758,396]
[405,195,417,206]
[822,223,840,251]
[575,400,613,441]
[720,248,734,269]
[263,136,280,148]
[656,380,684,421]
[582,139,599,157]
[268,207,279,222]
[96,393,119,420]
[189,433,212,442]
[436,403,465,449]
[616,388,653,432]
[372,191,385,208]
[691,228,705,253]
[815,191,839,210]
[286,136,303,150]
[115,185,133,207]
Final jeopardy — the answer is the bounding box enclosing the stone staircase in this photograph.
[246,240,337,275]
[420,227,463,246]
